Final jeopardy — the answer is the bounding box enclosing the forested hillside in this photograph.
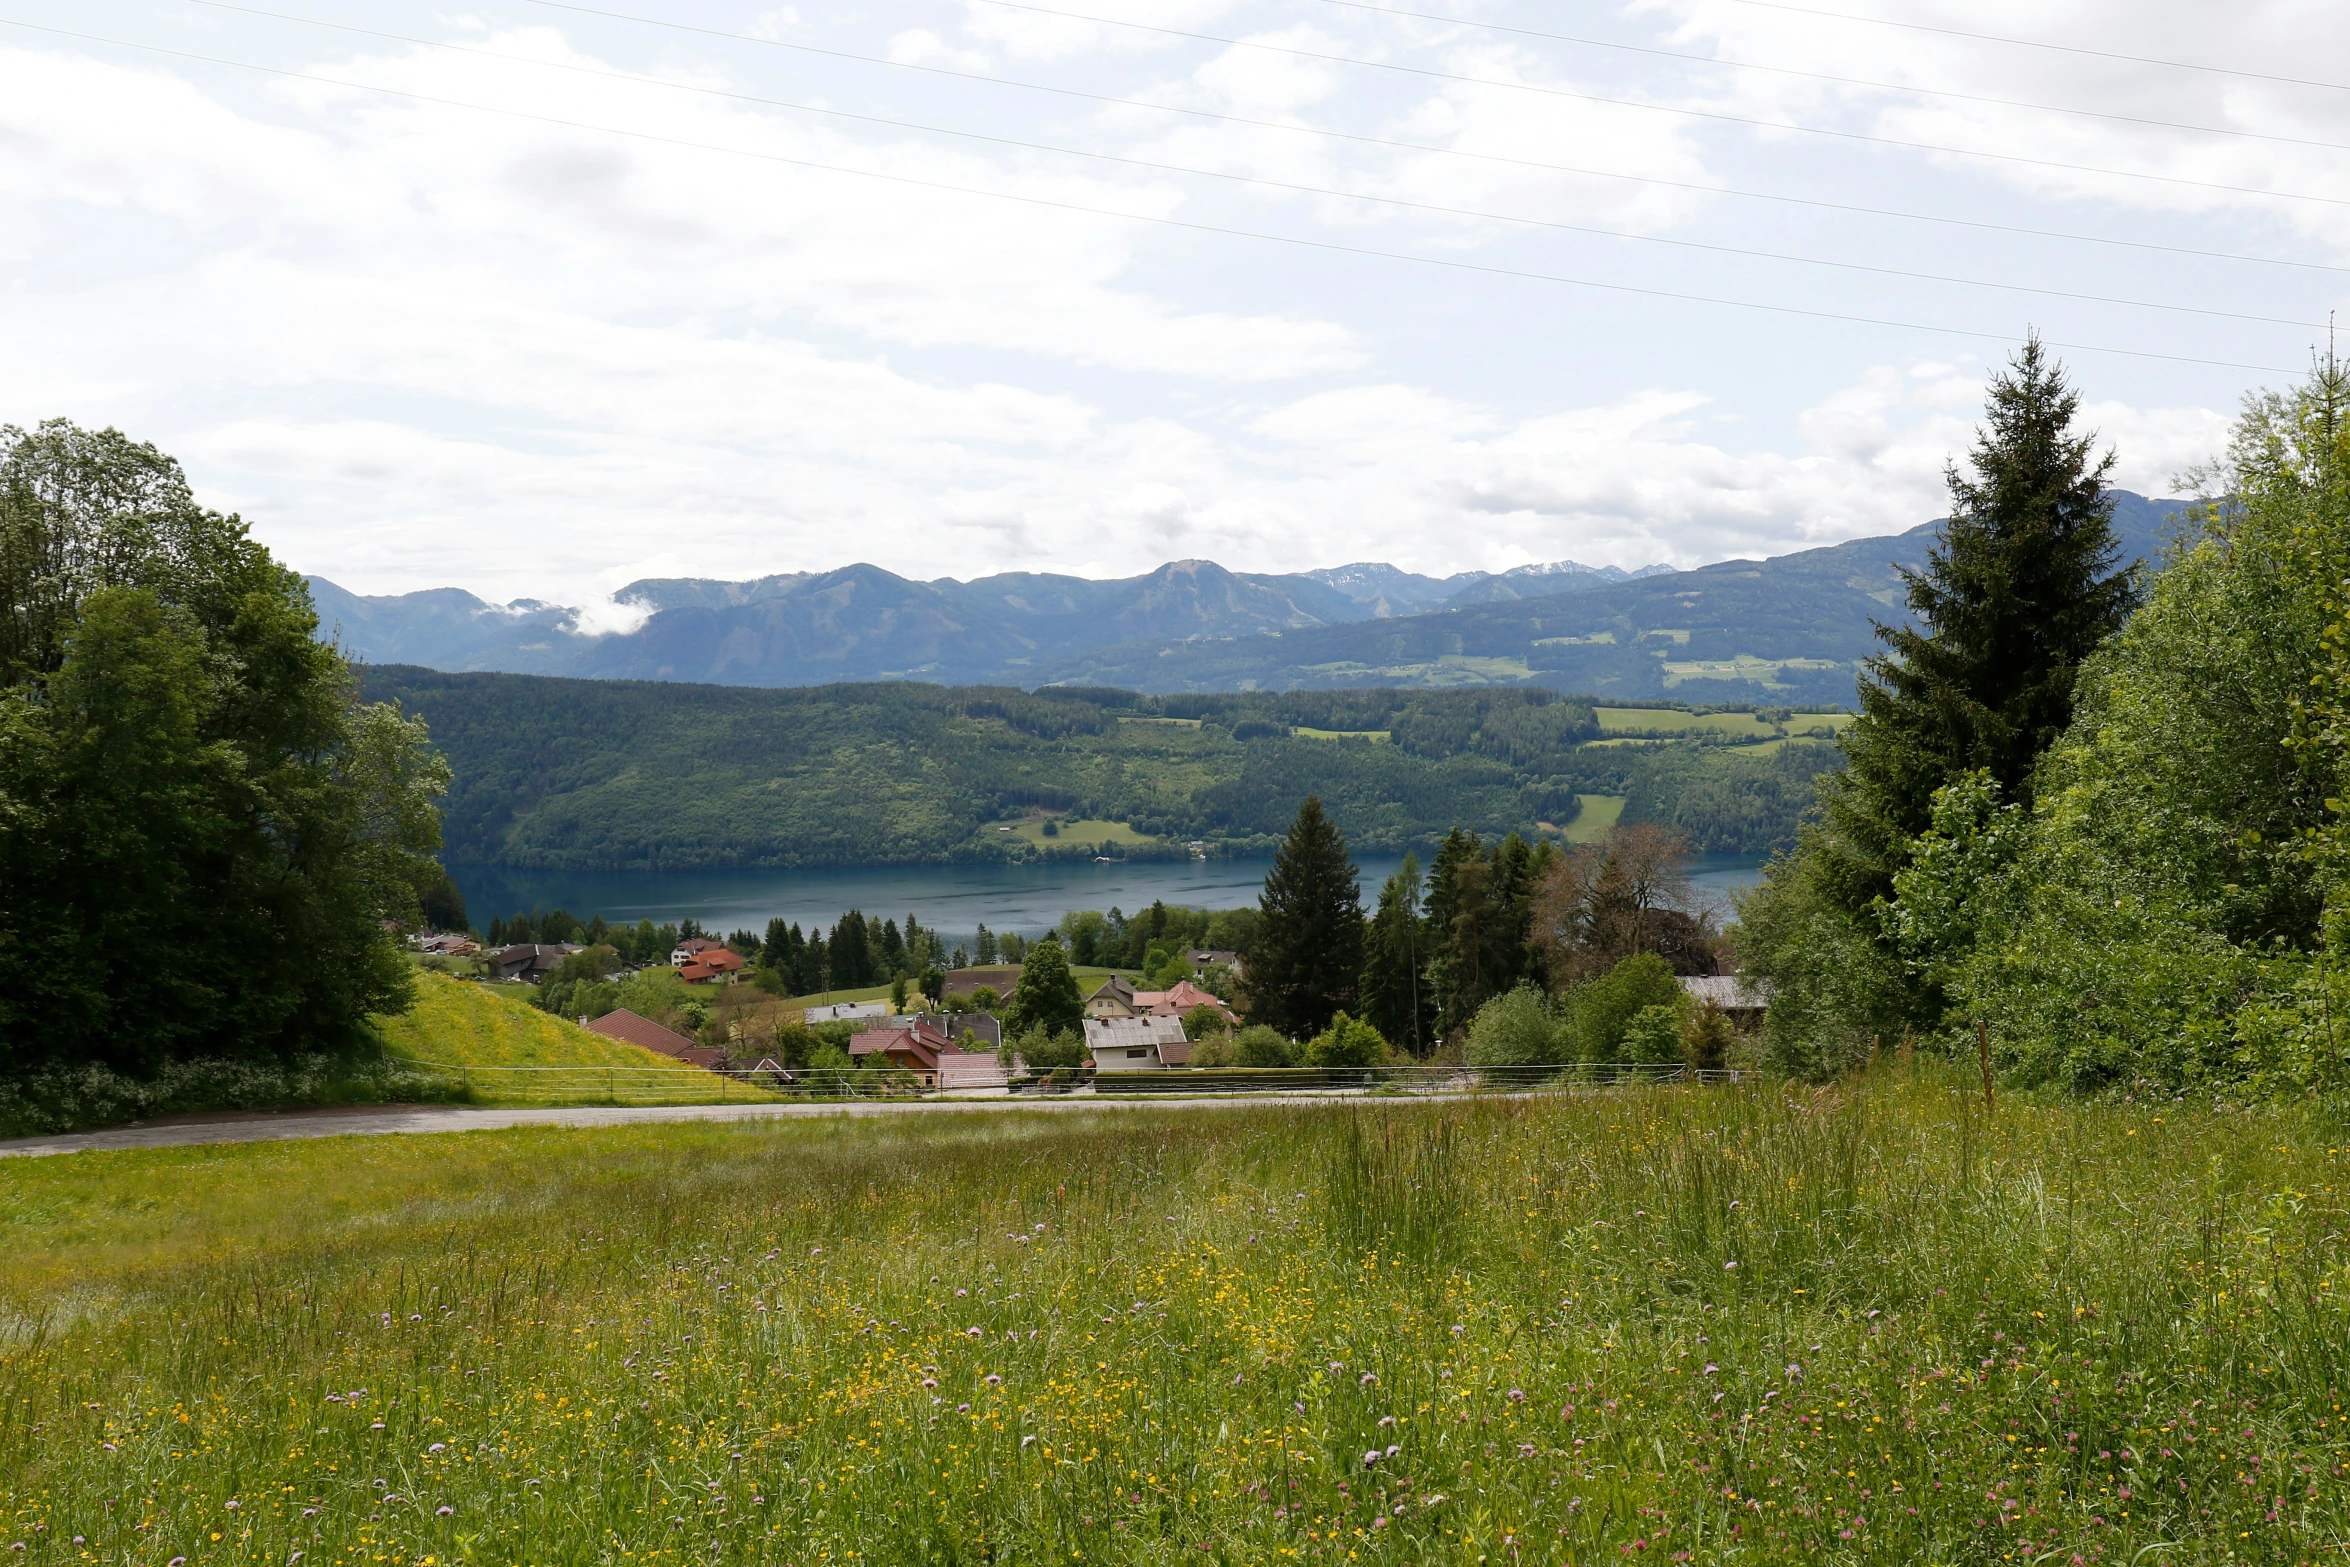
[359,668,1841,869]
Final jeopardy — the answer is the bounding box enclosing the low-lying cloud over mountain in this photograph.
[311,495,2186,703]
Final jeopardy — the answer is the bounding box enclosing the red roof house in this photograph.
[586,1008,702,1059]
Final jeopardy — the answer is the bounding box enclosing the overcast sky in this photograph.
[3,0,2344,606]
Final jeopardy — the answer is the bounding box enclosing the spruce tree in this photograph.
[1246,795,1365,1039]
[1359,853,1432,1056]
[1831,335,2138,900]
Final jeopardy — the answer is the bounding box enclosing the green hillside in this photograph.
[361,669,1843,869]
[374,971,702,1072]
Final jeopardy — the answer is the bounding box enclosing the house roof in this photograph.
[1677,975,1772,1010]
[1084,1015,1188,1051]
[586,1008,700,1058]
[675,937,724,955]
[1132,980,1230,1017]
[851,1019,973,1070]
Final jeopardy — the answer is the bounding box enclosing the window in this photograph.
[1127,1048,1148,1059]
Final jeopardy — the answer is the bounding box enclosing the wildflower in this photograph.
[920,1378,938,1389]
[100,1442,116,1451]
[1021,1434,1035,1447]
[985,1374,1003,1386]
[957,1403,971,1414]
[370,1422,385,1431]
[1724,1261,1738,1271]
[1386,1444,1400,1457]
[1330,1361,1344,1373]
[436,1506,454,1517]
[956,1288,968,1297]
[224,1501,239,1511]
[1508,1388,1526,1402]
[1378,1415,1396,1427]
[1360,1373,1378,1387]
[1450,1325,1464,1335]
[1362,1450,1382,1467]
[427,1443,446,1454]
[1372,1517,1389,1529]
[1703,1364,1718,1376]
[1232,1373,1243,1386]
[966,1327,983,1338]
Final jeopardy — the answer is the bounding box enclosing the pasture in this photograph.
[4,1070,2345,1563]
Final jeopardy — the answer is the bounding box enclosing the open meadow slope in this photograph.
[4,1072,2346,1563]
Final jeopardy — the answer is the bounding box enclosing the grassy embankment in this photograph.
[373,973,755,1105]
[6,1066,2346,1562]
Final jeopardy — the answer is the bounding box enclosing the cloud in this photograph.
[0,4,2273,607]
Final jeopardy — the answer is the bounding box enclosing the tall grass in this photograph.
[3,1066,2348,1561]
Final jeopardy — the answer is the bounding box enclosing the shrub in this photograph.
[1559,954,1683,1062]
[1621,1002,1686,1064]
[967,985,1000,1012]
[1305,1011,1386,1069]
[1014,1025,1087,1073]
[1187,1031,1233,1068]
[1465,985,1559,1067]
[1231,1025,1296,1068]
[1680,1001,1736,1071]
[1182,1005,1228,1041]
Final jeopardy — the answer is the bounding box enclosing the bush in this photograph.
[1231,1025,1296,1068]
[1621,1002,1686,1065]
[1680,1002,1735,1071]
[0,1051,459,1139]
[1465,985,1559,1067]
[1559,954,1683,1062]
[1187,1031,1233,1068]
[1305,1011,1386,1069]
[1182,1005,1228,1041]
[1013,1025,1087,1073]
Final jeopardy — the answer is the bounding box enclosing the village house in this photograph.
[1676,974,1773,1029]
[1186,948,1243,977]
[1135,979,1236,1025]
[804,999,889,1024]
[1084,975,1142,1019]
[670,936,728,967]
[847,1016,993,1087]
[412,932,480,957]
[1084,1014,1192,1072]
[586,1008,727,1069]
[488,942,583,982]
[677,947,746,985]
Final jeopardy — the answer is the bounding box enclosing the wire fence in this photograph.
[400,1060,1747,1106]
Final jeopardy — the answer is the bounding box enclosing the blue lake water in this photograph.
[449,853,1768,946]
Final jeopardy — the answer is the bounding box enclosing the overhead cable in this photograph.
[167,0,2326,331]
[515,0,2350,276]
[960,0,2350,207]
[1721,0,2350,95]
[1309,0,2350,153]
[0,16,2308,377]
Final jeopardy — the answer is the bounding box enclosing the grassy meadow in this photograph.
[5,1071,2347,1563]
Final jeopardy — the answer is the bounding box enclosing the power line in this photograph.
[963,0,2350,207]
[1308,0,2350,153]
[1721,0,2350,95]
[516,0,2350,277]
[167,0,2327,333]
[0,15,2309,378]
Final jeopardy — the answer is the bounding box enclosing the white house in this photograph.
[1084,1014,1192,1072]
[804,1000,890,1024]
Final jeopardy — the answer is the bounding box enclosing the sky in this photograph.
[2,0,2344,609]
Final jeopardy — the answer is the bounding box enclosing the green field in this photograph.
[4,1071,2342,1562]
[1562,793,1626,842]
[989,817,1160,849]
[1292,728,1391,742]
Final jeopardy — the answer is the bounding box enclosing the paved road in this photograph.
[0,1093,1342,1159]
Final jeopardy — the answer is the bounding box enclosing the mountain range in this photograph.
[310,495,2190,703]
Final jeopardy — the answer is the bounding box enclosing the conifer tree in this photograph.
[1359,853,1432,1055]
[1830,334,2138,898]
[1245,795,1364,1039]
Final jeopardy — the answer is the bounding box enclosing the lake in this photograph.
[448,852,1769,946]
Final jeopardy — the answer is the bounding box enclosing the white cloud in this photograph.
[0,1,2285,608]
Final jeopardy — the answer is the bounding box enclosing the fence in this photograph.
[401,1060,1745,1107]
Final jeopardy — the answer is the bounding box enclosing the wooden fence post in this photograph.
[1977,1017,1994,1109]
